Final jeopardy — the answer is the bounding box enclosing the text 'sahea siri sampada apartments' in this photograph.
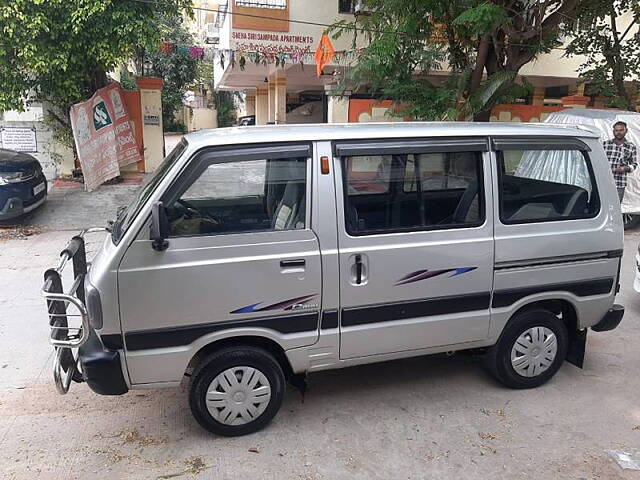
[208,0,639,125]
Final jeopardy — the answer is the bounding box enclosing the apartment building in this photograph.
[208,1,639,124]
[211,0,361,124]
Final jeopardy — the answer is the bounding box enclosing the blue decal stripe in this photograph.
[231,294,317,314]
[230,302,263,314]
[449,267,477,277]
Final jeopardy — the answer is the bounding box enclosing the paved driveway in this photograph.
[0,177,146,233]
[1,230,640,479]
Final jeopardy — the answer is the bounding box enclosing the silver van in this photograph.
[43,123,625,436]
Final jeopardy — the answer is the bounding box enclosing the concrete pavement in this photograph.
[1,228,640,479]
[0,177,147,232]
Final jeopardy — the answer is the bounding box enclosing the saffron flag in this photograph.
[314,34,335,77]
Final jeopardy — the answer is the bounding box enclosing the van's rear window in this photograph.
[497,149,600,224]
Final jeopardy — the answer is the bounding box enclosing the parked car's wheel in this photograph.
[485,309,568,389]
[189,346,285,436]
[623,213,640,230]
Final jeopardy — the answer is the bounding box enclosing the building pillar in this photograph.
[531,86,545,106]
[268,81,276,124]
[255,87,268,125]
[245,93,256,116]
[327,92,350,123]
[135,76,164,172]
[121,90,144,172]
[274,75,287,124]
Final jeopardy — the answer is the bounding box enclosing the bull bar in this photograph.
[42,228,107,394]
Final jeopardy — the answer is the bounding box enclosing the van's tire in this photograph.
[485,309,568,389]
[188,347,285,436]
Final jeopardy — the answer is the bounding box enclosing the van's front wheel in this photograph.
[486,309,568,389]
[189,347,285,436]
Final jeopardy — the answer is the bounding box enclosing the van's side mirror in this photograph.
[150,201,170,252]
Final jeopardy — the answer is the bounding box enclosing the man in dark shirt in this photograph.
[603,121,638,202]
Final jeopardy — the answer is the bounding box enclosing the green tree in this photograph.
[0,0,191,140]
[198,62,238,128]
[330,0,580,120]
[215,91,239,127]
[142,14,200,129]
[565,1,640,110]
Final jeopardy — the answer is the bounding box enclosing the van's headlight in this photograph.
[85,282,103,330]
[0,171,26,185]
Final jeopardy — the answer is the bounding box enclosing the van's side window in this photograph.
[497,149,600,224]
[343,151,484,235]
[167,157,307,237]
[346,156,391,195]
[404,152,480,192]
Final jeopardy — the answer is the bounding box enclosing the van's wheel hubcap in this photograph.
[510,326,557,377]
[206,366,271,425]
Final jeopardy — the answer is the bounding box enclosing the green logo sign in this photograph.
[93,101,112,131]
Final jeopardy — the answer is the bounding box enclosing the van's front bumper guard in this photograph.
[42,228,106,394]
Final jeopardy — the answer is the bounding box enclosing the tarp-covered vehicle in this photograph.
[544,109,640,229]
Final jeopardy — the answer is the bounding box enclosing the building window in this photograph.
[338,0,354,13]
[236,0,287,9]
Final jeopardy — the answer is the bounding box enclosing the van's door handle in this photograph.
[349,254,367,286]
[280,259,306,268]
[354,254,363,284]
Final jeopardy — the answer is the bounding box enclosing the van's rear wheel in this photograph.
[189,347,285,436]
[485,309,568,389]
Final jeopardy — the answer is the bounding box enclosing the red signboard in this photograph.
[70,83,142,191]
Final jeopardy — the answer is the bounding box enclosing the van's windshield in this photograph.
[111,139,188,244]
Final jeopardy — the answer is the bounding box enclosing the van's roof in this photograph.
[184,122,599,148]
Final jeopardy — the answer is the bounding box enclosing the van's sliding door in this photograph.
[333,138,495,359]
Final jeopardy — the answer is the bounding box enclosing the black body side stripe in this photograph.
[101,333,124,350]
[116,277,615,350]
[492,277,614,308]
[494,250,623,270]
[321,310,339,329]
[341,293,491,328]
[124,312,319,351]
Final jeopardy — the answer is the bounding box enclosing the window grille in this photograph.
[236,0,287,9]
